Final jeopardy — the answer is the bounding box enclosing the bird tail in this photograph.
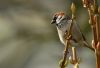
[83,41,94,51]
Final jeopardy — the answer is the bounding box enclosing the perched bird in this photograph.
[51,12,94,51]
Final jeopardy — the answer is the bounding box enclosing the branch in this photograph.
[59,40,70,68]
[82,0,100,68]
[69,47,80,68]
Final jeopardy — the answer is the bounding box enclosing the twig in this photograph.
[59,40,70,68]
[70,3,80,68]
[95,42,100,68]
[60,21,73,68]
[69,47,79,68]
[88,8,98,45]
[94,13,100,68]
[82,0,100,68]
[59,4,75,67]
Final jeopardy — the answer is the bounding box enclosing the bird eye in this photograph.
[51,16,57,24]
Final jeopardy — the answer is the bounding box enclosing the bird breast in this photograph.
[57,27,66,45]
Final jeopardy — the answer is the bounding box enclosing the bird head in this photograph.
[51,12,65,24]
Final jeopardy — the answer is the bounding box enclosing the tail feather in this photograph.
[83,41,94,51]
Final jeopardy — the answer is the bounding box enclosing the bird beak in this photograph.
[51,20,56,24]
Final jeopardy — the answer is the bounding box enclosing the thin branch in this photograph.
[82,0,100,68]
[88,8,98,45]
[95,15,100,42]
[60,40,70,68]
[60,21,73,68]
[59,5,75,67]
[95,42,100,68]
[95,15,100,68]
[69,47,79,68]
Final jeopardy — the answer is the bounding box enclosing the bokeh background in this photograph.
[0,0,100,68]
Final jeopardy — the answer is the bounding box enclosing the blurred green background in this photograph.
[0,0,100,68]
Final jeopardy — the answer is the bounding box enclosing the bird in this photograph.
[51,12,94,51]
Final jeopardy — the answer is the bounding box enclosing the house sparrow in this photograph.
[51,12,94,51]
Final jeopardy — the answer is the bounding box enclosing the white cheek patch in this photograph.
[56,15,61,24]
[56,15,65,24]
